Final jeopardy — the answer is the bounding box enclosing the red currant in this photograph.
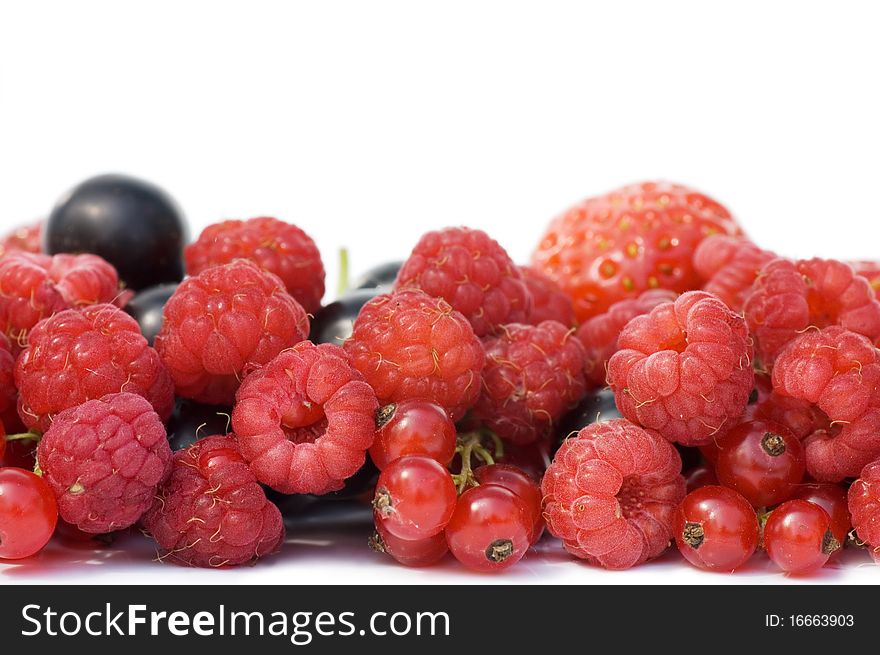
[685,465,718,493]
[715,419,804,507]
[369,521,448,567]
[764,499,840,574]
[673,485,759,572]
[370,401,457,470]
[474,463,544,544]
[0,468,58,559]
[373,456,457,540]
[792,483,850,550]
[445,484,531,572]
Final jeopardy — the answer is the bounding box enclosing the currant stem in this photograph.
[4,432,41,443]
[336,247,350,297]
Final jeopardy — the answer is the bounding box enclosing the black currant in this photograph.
[166,398,232,451]
[353,260,403,290]
[309,288,380,345]
[124,283,177,345]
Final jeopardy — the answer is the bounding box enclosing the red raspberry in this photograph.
[344,289,485,419]
[850,260,880,300]
[232,341,378,494]
[772,326,880,481]
[693,235,776,312]
[542,419,685,569]
[0,221,42,257]
[143,434,284,567]
[848,459,880,561]
[0,251,123,349]
[474,321,587,445]
[744,372,828,440]
[36,392,171,533]
[394,227,529,336]
[155,260,309,405]
[15,304,173,434]
[0,332,17,430]
[519,266,576,327]
[576,289,677,387]
[532,181,742,322]
[185,217,325,313]
[607,291,754,446]
[744,258,880,367]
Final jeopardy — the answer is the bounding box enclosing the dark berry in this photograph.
[309,288,380,345]
[166,398,232,451]
[45,174,188,291]
[124,283,177,345]
[353,261,403,290]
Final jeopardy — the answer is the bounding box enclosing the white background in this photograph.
[1,1,879,584]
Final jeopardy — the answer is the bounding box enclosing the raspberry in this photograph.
[0,251,123,349]
[0,221,42,257]
[15,304,173,434]
[143,434,284,567]
[849,261,880,301]
[473,321,587,445]
[519,266,576,327]
[693,235,776,311]
[36,392,171,533]
[772,326,880,481]
[744,258,880,367]
[542,419,685,569]
[232,341,378,494]
[576,289,677,387]
[344,289,485,420]
[848,459,880,560]
[0,332,17,430]
[155,260,310,405]
[743,372,828,440]
[185,217,325,313]
[607,291,754,446]
[394,227,529,336]
[532,181,742,322]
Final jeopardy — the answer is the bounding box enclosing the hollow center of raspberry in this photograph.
[659,332,688,353]
[617,476,648,518]
[281,400,328,444]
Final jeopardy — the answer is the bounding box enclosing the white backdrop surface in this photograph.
[1,0,879,584]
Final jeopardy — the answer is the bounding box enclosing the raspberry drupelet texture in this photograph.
[0,251,123,350]
[519,266,576,327]
[848,459,880,560]
[772,326,880,481]
[693,235,776,312]
[232,341,378,494]
[344,289,485,420]
[15,304,174,434]
[0,221,42,257]
[143,434,284,567]
[185,217,325,313]
[36,393,171,533]
[394,227,530,337]
[606,291,754,446]
[155,260,310,405]
[542,419,686,569]
[744,258,880,367]
[849,261,880,300]
[576,289,677,387]
[744,372,828,440]
[473,321,587,445]
[532,181,742,322]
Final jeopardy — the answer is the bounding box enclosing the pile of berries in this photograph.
[2,174,880,579]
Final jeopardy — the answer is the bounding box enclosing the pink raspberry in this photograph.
[744,258,880,367]
[693,235,776,311]
[474,321,587,445]
[848,459,880,561]
[143,434,284,567]
[0,221,42,257]
[607,291,754,446]
[232,341,378,494]
[772,326,880,481]
[15,304,173,434]
[155,260,310,405]
[185,217,325,313]
[849,261,880,301]
[542,419,685,569]
[394,227,530,336]
[576,289,677,387]
[0,251,123,350]
[344,289,485,420]
[519,266,576,327]
[36,392,171,533]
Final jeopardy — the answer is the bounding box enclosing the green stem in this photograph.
[5,431,41,443]
[336,247,350,297]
